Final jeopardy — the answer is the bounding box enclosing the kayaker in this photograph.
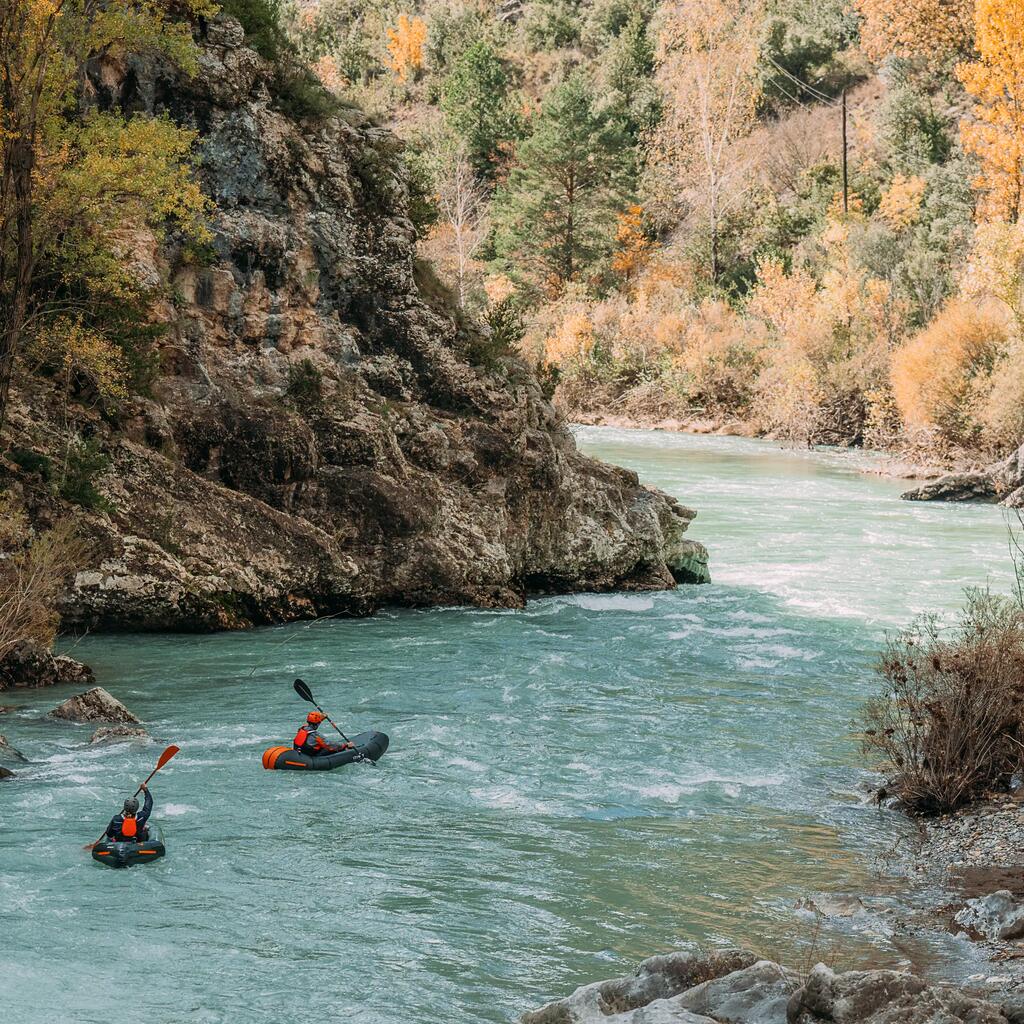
[294,711,354,756]
[105,783,153,843]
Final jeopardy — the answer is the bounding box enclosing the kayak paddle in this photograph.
[293,678,375,767]
[84,744,180,850]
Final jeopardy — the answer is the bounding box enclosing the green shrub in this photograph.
[285,358,325,415]
[58,437,112,511]
[8,447,53,481]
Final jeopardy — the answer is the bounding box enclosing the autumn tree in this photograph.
[957,0,1024,224]
[855,0,974,70]
[430,140,489,307]
[0,0,211,433]
[612,205,658,284]
[492,72,633,291]
[386,13,427,83]
[440,41,519,179]
[655,0,764,283]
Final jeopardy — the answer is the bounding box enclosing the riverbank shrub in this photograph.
[861,589,1024,815]
[0,516,91,662]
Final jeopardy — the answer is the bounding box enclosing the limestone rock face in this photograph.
[8,16,709,634]
[0,641,95,691]
[49,687,142,725]
[955,890,1024,941]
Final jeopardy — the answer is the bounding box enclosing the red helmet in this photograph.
[307,711,325,725]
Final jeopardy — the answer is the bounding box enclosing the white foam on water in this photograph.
[162,803,198,816]
[448,757,486,772]
[571,594,655,612]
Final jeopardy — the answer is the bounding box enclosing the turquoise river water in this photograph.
[0,427,1016,1023]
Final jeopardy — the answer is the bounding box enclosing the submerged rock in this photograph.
[0,640,94,691]
[0,766,14,780]
[0,734,27,763]
[49,687,141,725]
[955,891,1024,941]
[89,725,149,745]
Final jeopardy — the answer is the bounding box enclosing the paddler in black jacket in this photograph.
[104,783,153,842]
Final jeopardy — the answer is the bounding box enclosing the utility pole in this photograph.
[841,88,849,214]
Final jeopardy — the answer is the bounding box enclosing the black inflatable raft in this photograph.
[91,825,165,868]
[262,730,389,771]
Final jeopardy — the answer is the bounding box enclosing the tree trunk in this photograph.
[0,135,35,435]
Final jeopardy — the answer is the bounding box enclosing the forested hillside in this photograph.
[281,0,1024,463]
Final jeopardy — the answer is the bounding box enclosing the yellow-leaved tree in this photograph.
[654,0,764,283]
[957,0,1024,224]
[0,0,213,432]
[386,14,427,84]
[855,0,974,69]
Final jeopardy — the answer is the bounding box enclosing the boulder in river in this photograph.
[0,734,27,763]
[955,890,1024,941]
[0,640,94,691]
[89,725,149,745]
[49,687,141,725]
[0,765,14,780]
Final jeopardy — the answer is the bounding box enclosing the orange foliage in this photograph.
[611,205,658,283]
[386,14,427,83]
[878,174,927,229]
[957,0,1024,223]
[891,299,1009,442]
[855,0,974,68]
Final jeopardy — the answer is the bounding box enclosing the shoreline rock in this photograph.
[0,640,94,691]
[902,444,1024,507]
[522,949,1020,1024]
[49,687,141,725]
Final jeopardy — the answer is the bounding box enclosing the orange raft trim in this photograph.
[261,745,291,770]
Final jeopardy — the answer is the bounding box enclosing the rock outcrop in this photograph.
[49,687,142,725]
[902,444,1024,507]
[524,950,1016,1024]
[0,641,95,691]
[4,16,709,633]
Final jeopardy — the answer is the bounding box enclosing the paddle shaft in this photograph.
[296,680,375,766]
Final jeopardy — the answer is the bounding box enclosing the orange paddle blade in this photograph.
[156,745,180,770]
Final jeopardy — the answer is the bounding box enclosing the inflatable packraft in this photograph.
[262,730,389,771]
[91,825,166,868]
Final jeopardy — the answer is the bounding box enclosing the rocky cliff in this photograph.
[2,16,708,631]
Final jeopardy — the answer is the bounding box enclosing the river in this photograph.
[0,427,1015,1023]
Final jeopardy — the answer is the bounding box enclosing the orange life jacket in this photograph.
[121,815,138,838]
[293,727,310,748]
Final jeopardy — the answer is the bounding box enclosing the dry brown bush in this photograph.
[862,588,1024,815]
[0,518,91,660]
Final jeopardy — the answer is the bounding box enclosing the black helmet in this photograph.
[123,797,139,815]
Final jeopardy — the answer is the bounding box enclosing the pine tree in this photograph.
[492,73,634,290]
[440,41,518,179]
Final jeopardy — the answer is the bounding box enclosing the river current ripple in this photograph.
[0,428,1014,1023]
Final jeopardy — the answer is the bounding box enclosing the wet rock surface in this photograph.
[0,641,95,690]
[49,687,142,725]
[523,950,1019,1024]
[3,15,710,634]
[956,892,1024,942]
[89,725,150,745]
[0,734,27,763]
[902,444,1024,507]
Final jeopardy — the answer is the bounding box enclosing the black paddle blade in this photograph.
[294,678,314,703]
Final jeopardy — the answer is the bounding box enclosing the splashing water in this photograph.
[0,428,1013,1023]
